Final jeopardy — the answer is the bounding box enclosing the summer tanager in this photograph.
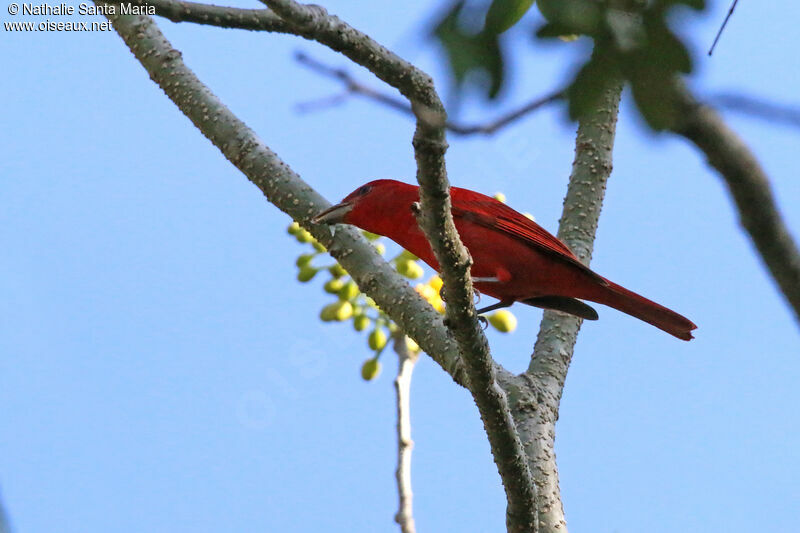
[313,179,696,340]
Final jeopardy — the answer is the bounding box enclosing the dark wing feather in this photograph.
[522,296,599,320]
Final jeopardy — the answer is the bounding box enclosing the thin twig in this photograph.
[712,93,800,129]
[708,0,740,56]
[392,333,418,533]
[450,90,564,135]
[294,52,564,136]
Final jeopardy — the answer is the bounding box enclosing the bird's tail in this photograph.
[593,279,697,341]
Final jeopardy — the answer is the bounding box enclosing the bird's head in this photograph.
[311,179,417,234]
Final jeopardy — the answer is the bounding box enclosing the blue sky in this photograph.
[2,1,799,532]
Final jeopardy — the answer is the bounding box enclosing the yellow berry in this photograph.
[405,337,420,353]
[361,358,381,381]
[320,303,337,322]
[296,254,314,268]
[405,262,424,279]
[523,212,535,221]
[396,259,412,276]
[287,221,302,235]
[328,264,347,278]
[296,229,314,243]
[320,301,353,322]
[353,314,371,332]
[338,281,361,301]
[324,278,345,294]
[428,275,443,292]
[488,310,518,333]
[416,283,435,301]
[297,266,318,282]
[368,328,388,351]
[397,259,423,279]
[333,301,354,321]
[399,249,419,261]
[373,243,386,255]
[493,192,506,203]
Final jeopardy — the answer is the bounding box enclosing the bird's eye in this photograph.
[358,185,372,196]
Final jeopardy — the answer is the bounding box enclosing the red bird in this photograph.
[313,179,696,340]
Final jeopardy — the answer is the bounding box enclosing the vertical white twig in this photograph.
[392,334,418,533]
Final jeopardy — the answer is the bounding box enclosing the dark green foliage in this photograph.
[485,0,535,34]
[536,0,603,35]
[431,0,707,129]
[539,0,704,129]
[432,1,506,99]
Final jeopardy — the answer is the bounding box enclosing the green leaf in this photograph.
[536,0,602,35]
[640,15,692,73]
[628,67,680,130]
[535,22,578,39]
[485,0,535,34]
[666,0,705,9]
[432,1,507,99]
[605,8,644,51]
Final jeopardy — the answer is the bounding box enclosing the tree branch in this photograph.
[708,0,740,56]
[294,52,564,136]
[251,1,539,530]
[410,100,539,533]
[512,80,624,533]
[712,92,800,129]
[100,5,536,528]
[672,84,800,325]
[392,333,418,533]
[95,6,471,387]
[0,490,11,533]
[124,0,293,32]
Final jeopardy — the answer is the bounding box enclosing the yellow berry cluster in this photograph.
[288,216,518,380]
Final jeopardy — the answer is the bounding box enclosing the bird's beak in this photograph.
[312,202,353,225]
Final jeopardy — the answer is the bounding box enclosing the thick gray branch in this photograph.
[528,83,622,380]
[259,1,538,530]
[512,82,623,533]
[673,85,800,325]
[411,104,538,533]
[95,7,469,385]
[127,0,292,32]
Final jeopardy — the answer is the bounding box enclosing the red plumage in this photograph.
[313,179,696,341]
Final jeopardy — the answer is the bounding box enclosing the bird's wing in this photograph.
[450,191,607,285]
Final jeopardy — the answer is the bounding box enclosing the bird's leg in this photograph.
[476,300,514,315]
